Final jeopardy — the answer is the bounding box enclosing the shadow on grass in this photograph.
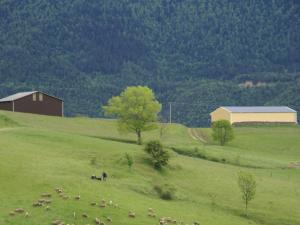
[228,207,298,225]
[87,135,138,145]
[0,114,21,128]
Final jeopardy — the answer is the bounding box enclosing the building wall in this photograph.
[231,112,297,124]
[14,92,63,116]
[210,107,231,122]
[0,102,13,111]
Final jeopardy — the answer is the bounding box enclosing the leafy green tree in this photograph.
[125,153,133,169]
[144,140,169,169]
[238,171,256,215]
[103,86,161,144]
[211,120,234,145]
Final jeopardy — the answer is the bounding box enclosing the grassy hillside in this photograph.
[0,111,299,225]
[177,127,300,169]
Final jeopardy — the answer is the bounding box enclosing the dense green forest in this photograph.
[0,0,299,125]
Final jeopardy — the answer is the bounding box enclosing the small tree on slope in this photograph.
[238,171,256,216]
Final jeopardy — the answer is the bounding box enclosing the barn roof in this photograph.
[221,106,296,113]
[0,91,62,102]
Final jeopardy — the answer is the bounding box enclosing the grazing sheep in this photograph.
[55,188,63,193]
[113,203,119,208]
[9,211,15,216]
[128,211,136,218]
[100,199,106,207]
[106,217,112,222]
[100,222,106,225]
[14,208,25,213]
[41,193,52,198]
[38,199,46,203]
[91,175,96,179]
[59,193,65,198]
[44,199,52,204]
[148,208,154,213]
[165,217,172,222]
[100,203,106,208]
[25,212,29,217]
[109,200,113,205]
[148,212,156,218]
[74,195,80,200]
[51,220,61,225]
[82,213,88,218]
[62,195,69,200]
[90,202,97,206]
[45,206,51,211]
[95,217,101,224]
[159,217,170,225]
[32,202,43,207]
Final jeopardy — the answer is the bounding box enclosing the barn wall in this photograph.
[210,107,231,123]
[0,102,13,111]
[14,92,63,116]
[231,112,297,124]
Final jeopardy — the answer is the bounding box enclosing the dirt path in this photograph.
[188,128,207,143]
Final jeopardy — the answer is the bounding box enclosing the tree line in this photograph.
[0,0,299,125]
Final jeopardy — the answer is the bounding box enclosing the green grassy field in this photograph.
[0,111,299,225]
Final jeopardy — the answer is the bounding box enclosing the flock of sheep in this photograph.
[8,187,201,225]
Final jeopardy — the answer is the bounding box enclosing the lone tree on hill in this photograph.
[103,86,161,145]
[238,171,256,216]
[211,120,234,145]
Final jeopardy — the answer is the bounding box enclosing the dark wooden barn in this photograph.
[0,91,63,116]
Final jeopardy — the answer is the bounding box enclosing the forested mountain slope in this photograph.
[0,0,300,125]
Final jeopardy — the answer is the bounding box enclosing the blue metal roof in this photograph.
[222,106,296,113]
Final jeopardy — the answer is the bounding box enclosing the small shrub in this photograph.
[153,183,176,200]
[0,114,19,128]
[144,140,169,169]
[208,193,217,211]
[90,156,97,166]
[235,155,241,165]
[125,153,133,169]
[210,157,220,162]
[197,149,207,159]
